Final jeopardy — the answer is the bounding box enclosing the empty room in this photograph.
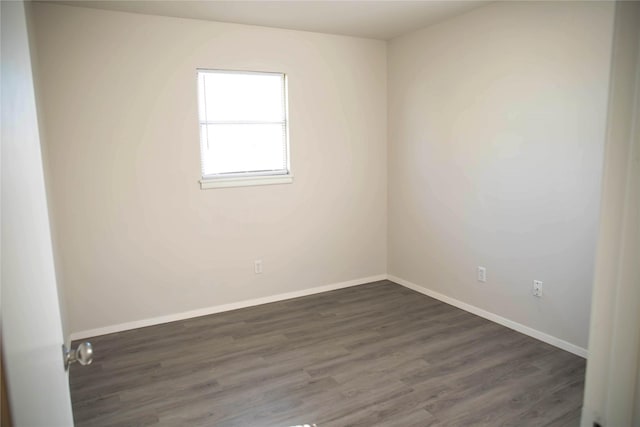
[2,0,639,426]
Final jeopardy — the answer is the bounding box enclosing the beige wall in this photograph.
[32,1,616,353]
[31,3,388,334]
[388,1,614,349]
[25,2,72,344]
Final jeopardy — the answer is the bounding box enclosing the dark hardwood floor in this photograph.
[70,280,586,426]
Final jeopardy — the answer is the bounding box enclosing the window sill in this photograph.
[199,174,294,189]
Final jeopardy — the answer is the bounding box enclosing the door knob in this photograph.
[63,342,93,370]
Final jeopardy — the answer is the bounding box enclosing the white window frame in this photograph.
[196,69,293,189]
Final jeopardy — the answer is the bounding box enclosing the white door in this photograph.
[581,2,640,426]
[1,1,75,425]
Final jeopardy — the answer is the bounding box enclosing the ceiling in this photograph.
[47,1,490,40]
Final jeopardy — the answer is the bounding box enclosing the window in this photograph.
[197,69,291,189]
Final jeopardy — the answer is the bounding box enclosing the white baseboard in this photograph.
[387,275,588,358]
[69,274,388,341]
[71,273,588,359]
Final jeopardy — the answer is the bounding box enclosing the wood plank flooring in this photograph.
[70,280,586,426]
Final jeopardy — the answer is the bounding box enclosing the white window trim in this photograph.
[200,174,293,189]
[196,68,292,190]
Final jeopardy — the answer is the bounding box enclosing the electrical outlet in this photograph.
[477,266,487,283]
[254,260,263,274]
[533,280,543,297]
